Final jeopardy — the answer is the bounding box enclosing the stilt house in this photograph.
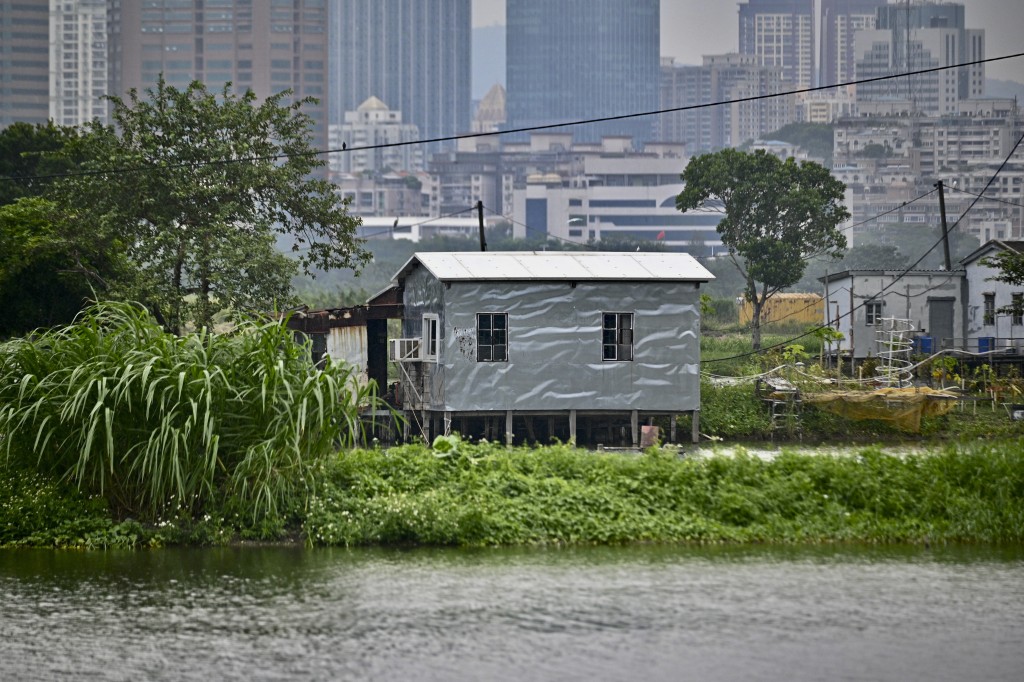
[385,251,713,445]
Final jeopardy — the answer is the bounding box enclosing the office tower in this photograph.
[49,0,110,126]
[114,0,330,151]
[659,54,794,152]
[738,0,814,89]
[505,0,659,144]
[0,0,50,127]
[331,0,471,149]
[820,0,883,87]
[854,1,985,115]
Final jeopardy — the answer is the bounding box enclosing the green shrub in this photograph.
[0,301,380,524]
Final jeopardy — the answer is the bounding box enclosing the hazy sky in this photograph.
[471,0,1023,82]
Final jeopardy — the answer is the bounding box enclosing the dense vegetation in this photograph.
[0,302,376,532]
[2,302,1022,551]
[5,439,1022,548]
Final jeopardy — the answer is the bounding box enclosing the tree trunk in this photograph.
[751,297,763,351]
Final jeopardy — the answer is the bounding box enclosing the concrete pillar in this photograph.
[691,410,700,444]
[630,410,639,448]
[505,410,513,447]
[569,409,577,446]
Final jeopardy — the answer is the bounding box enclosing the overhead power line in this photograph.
[2,52,1022,185]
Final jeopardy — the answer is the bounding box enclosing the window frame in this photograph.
[476,312,508,363]
[422,314,439,363]
[983,293,996,326]
[865,300,883,326]
[602,312,634,362]
[1012,292,1023,327]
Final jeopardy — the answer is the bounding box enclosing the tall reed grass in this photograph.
[0,301,378,522]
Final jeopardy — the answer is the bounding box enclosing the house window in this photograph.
[477,313,507,362]
[422,314,439,362]
[603,313,634,361]
[1012,293,1023,326]
[983,293,995,326]
[865,300,883,326]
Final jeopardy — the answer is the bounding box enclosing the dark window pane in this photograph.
[619,344,633,361]
[493,314,506,330]
[478,315,491,331]
[479,330,492,346]
[621,314,632,330]
[604,345,616,360]
[604,313,616,329]
[603,329,616,344]
[494,345,507,361]
[479,346,492,361]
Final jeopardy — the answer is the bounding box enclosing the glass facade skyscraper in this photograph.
[331,0,471,150]
[505,0,659,144]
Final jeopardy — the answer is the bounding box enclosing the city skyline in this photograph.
[471,0,1022,83]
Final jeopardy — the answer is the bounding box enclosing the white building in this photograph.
[330,96,423,175]
[49,0,109,126]
[961,241,1024,352]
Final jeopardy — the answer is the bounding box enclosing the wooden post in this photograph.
[505,410,513,447]
[630,410,639,448]
[691,409,700,444]
[569,409,577,446]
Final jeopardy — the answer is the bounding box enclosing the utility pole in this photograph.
[476,200,487,252]
[935,180,951,270]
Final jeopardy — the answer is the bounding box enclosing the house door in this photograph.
[928,298,955,350]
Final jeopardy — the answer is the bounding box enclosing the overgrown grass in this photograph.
[305,439,1024,547]
[0,301,379,526]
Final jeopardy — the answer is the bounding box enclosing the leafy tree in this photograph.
[982,248,1024,317]
[52,77,367,334]
[760,122,835,164]
[0,121,82,207]
[0,197,125,337]
[677,149,849,349]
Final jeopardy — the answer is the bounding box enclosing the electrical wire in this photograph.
[945,185,1024,210]
[2,52,1021,185]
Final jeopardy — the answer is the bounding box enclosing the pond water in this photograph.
[1,544,1022,681]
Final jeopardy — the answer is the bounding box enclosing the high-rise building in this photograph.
[505,0,659,144]
[114,0,330,151]
[49,0,110,126]
[331,96,423,175]
[659,54,795,153]
[0,0,50,128]
[820,0,883,88]
[330,0,471,149]
[738,0,814,89]
[854,1,985,115]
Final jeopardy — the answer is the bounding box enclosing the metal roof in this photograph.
[394,251,715,282]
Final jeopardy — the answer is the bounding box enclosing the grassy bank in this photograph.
[302,440,1024,547]
[7,439,1020,548]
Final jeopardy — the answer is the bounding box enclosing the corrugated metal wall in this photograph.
[404,277,701,412]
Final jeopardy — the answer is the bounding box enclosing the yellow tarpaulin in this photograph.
[802,387,959,433]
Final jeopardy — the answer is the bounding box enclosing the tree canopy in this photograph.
[677,148,849,348]
[50,77,367,334]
